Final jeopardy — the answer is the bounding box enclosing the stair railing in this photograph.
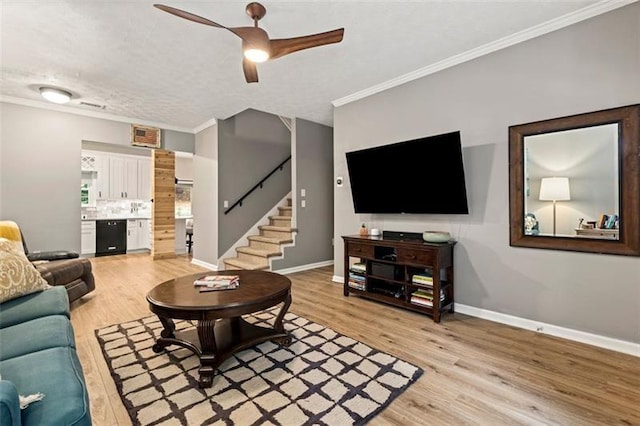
[224,156,291,215]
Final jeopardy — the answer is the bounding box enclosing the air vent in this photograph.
[80,101,106,109]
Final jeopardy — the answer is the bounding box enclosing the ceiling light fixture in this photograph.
[39,87,72,104]
[242,33,270,63]
[243,48,269,63]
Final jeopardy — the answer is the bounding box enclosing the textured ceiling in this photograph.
[1,0,601,130]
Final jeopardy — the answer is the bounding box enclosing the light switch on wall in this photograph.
[301,188,306,197]
[223,200,229,208]
[301,200,306,208]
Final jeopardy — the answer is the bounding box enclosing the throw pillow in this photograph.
[0,220,25,254]
[0,238,51,303]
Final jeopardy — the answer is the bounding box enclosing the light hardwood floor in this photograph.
[72,253,640,425]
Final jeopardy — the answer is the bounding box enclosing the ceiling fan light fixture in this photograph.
[244,48,269,63]
[39,87,72,104]
[154,2,344,82]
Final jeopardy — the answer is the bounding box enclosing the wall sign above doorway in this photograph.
[131,124,161,148]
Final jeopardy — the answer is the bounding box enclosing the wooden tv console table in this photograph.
[342,235,455,323]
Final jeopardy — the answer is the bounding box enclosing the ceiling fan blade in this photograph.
[269,28,344,60]
[243,58,259,83]
[228,26,262,43]
[154,4,226,29]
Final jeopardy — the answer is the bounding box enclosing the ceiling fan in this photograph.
[154,2,344,83]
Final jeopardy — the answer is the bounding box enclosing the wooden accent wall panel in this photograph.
[152,150,176,260]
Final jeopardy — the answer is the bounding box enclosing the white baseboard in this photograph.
[455,304,639,358]
[190,258,218,271]
[302,275,640,357]
[274,260,334,275]
[320,276,639,357]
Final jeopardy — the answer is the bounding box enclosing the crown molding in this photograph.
[192,117,218,134]
[0,95,195,133]
[332,0,637,108]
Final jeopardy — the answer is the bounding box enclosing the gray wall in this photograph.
[0,109,3,215]
[164,129,195,153]
[273,118,334,270]
[175,156,194,181]
[0,102,194,252]
[193,125,218,265]
[333,4,640,343]
[217,109,291,254]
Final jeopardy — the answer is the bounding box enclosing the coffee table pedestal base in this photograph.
[152,316,291,388]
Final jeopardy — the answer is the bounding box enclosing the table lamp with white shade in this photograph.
[539,177,571,236]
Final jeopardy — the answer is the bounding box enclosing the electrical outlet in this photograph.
[223,200,229,208]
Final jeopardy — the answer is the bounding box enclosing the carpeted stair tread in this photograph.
[259,225,294,232]
[223,257,268,270]
[248,235,293,244]
[269,215,292,221]
[236,246,281,258]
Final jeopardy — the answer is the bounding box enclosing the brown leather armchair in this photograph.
[35,258,95,303]
[15,224,96,303]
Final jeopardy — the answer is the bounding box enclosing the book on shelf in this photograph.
[410,289,444,304]
[604,214,618,229]
[350,263,366,273]
[412,272,433,283]
[193,275,239,291]
[349,273,365,281]
[598,214,609,229]
[348,280,366,291]
[410,297,433,307]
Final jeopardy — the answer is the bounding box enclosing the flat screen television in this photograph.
[345,131,469,214]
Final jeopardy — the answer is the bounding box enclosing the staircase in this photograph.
[223,198,295,270]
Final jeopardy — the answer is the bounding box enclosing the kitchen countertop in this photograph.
[82,216,192,221]
[82,216,151,221]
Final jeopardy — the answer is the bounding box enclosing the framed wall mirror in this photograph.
[509,104,640,256]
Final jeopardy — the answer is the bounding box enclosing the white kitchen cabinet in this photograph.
[95,154,110,200]
[127,219,139,250]
[109,157,139,199]
[125,159,139,199]
[108,157,125,199]
[127,219,151,251]
[138,159,151,201]
[81,221,96,255]
[139,219,151,249]
[83,151,150,201]
[81,154,97,172]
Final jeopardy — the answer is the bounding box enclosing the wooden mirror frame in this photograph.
[509,104,640,256]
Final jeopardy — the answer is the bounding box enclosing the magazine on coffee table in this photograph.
[194,275,239,291]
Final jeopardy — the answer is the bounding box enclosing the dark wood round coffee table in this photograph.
[147,269,292,388]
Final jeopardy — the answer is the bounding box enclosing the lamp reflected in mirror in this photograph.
[539,177,570,236]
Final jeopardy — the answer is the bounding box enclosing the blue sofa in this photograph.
[0,286,91,426]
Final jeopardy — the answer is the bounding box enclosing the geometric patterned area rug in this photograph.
[95,309,423,425]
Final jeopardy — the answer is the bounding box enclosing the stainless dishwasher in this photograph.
[95,220,127,256]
